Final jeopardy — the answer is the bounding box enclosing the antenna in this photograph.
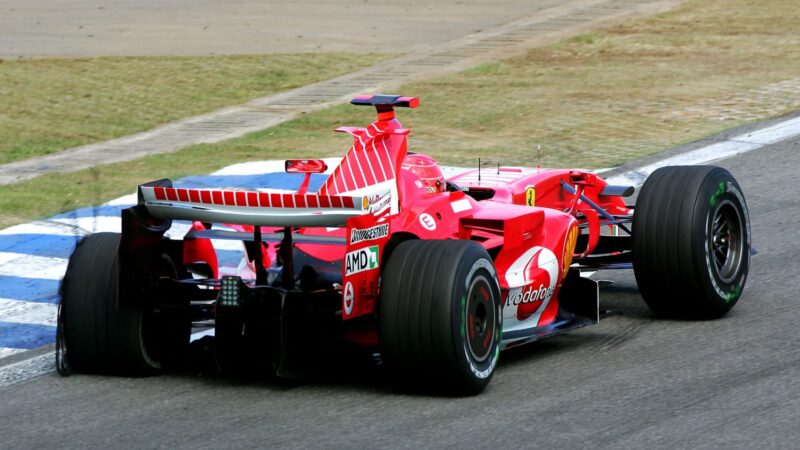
[478,157,481,184]
[497,162,500,175]
[536,144,542,170]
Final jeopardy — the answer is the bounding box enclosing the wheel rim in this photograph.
[55,301,71,375]
[711,200,744,283]
[465,275,496,363]
[141,253,181,367]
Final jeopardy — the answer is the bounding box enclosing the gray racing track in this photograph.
[1,136,798,448]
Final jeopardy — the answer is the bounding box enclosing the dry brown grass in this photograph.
[405,0,800,167]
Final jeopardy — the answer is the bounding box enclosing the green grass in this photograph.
[0,53,388,164]
[3,0,800,228]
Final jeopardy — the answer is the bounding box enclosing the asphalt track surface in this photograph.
[0,131,798,448]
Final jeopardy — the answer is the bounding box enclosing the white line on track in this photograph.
[0,348,26,359]
[3,113,800,388]
[105,194,138,206]
[0,221,81,237]
[214,158,340,176]
[0,353,53,386]
[604,115,800,186]
[47,215,124,235]
[0,253,68,281]
[210,239,246,252]
[0,299,57,326]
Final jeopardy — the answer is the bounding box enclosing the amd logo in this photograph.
[345,246,379,276]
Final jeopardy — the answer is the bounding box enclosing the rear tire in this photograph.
[58,232,186,375]
[632,166,750,319]
[379,240,502,395]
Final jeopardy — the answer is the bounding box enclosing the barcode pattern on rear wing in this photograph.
[139,186,374,227]
[149,186,359,209]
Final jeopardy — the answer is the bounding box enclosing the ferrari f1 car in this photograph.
[57,95,751,395]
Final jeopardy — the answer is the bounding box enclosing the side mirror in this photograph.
[285,159,328,174]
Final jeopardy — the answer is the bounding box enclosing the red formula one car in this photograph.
[57,95,751,394]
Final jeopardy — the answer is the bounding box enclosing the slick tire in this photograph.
[58,233,184,375]
[379,240,502,395]
[632,166,750,319]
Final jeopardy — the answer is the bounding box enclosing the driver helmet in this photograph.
[402,153,445,193]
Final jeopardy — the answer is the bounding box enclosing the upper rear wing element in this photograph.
[138,181,385,227]
[351,94,419,121]
[350,95,419,109]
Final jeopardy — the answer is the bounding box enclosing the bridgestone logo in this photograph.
[350,224,389,244]
[345,246,380,276]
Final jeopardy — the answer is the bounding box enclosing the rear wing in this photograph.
[137,180,386,227]
[350,94,419,109]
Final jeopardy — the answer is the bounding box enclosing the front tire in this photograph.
[379,240,502,395]
[632,166,750,319]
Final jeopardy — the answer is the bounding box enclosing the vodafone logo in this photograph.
[502,246,559,323]
[505,284,555,307]
[419,213,436,231]
[343,281,354,315]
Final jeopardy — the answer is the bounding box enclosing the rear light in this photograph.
[218,275,242,307]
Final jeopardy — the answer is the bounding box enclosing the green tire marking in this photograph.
[724,285,742,303]
[710,181,727,207]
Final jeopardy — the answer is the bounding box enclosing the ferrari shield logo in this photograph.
[525,186,536,206]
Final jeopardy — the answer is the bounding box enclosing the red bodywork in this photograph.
[175,95,632,348]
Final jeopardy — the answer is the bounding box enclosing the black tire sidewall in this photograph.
[378,240,503,395]
[449,251,502,389]
[60,233,161,374]
[633,165,751,319]
[692,170,750,313]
